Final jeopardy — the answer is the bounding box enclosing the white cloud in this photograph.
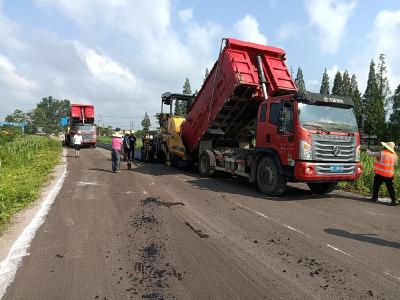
[306,79,319,92]
[305,0,357,54]
[326,64,340,83]
[349,9,400,94]
[0,55,38,92]
[277,22,302,41]
[234,14,267,45]
[0,1,24,52]
[178,8,193,23]
[0,0,222,127]
[369,10,400,92]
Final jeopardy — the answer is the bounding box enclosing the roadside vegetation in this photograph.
[339,151,400,197]
[0,129,61,227]
[97,135,143,148]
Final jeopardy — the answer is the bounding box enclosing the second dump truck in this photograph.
[143,38,361,195]
[65,104,97,148]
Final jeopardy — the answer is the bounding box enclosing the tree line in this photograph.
[294,54,399,142]
[5,96,70,134]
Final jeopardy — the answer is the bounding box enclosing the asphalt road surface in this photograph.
[3,147,400,299]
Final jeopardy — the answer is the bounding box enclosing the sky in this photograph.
[0,0,399,129]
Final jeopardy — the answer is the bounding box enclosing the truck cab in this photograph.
[255,92,361,194]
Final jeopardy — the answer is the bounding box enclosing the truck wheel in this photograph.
[307,182,338,194]
[157,150,166,163]
[256,156,287,196]
[168,152,177,167]
[199,151,215,177]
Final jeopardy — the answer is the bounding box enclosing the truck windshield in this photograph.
[77,125,95,131]
[298,103,357,132]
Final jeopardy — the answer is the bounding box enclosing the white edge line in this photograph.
[255,211,270,219]
[283,225,304,235]
[326,244,352,257]
[237,203,305,235]
[0,159,67,298]
[384,271,400,280]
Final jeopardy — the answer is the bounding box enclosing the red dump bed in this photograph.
[70,104,95,124]
[181,38,296,153]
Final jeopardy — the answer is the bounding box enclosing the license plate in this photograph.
[330,165,344,173]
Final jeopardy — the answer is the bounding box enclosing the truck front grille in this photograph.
[315,163,356,175]
[312,134,356,162]
[82,134,95,143]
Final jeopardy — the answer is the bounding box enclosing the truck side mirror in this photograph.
[279,109,287,134]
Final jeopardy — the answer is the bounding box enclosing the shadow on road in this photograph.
[324,228,400,249]
[187,177,332,201]
[131,162,195,177]
[128,161,375,203]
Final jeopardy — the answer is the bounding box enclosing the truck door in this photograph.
[256,102,268,145]
[267,101,295,167]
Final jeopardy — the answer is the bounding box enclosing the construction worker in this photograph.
[128,130,137,161]
[367,141,398,206]
[111,132,123,173]
[73,131,83,157]
[120,131,128,161]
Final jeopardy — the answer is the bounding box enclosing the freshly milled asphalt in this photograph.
[3,147,400,299]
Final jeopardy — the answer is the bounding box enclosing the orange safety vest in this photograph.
[373,150,397,177]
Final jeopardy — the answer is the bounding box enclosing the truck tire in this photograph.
[199,150,215,177]
[307,182,338,194]
[168,152,177,167]
[256,156,287,196]
[157,150,166,163]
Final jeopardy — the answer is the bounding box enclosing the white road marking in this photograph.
[76,181,106,186]
[326,244,352,257]
[384,271,400,280]
[283,225,305,235]
[255,211,270,219]
[0,159,68,298]
[236,203,306,236]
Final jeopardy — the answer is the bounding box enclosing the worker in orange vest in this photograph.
[367,141,398,206]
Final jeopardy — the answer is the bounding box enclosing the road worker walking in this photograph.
[367,142,398,206]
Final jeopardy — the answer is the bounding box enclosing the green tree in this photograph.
[390,83,400,141]
[350,74,362,126]
[174,100,182,116]
[376,54,391,112]
[342,70,351,97]
[30,96,70,134]
[180,78,192,117]
[364,59,385,139]
[294,67,305,92]
[141,112,151,135]
[331,71,344,96]
[319,68,330,95]
[5,109,29,123]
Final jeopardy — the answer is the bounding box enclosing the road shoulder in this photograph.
[0,147,67,266]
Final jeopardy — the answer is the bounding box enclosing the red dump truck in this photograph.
[65,104,97,148]
[155,38,362,195]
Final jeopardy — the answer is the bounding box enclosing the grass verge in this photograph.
[0,135,61,227]
[339,152,400,197]
[97,136,143,149]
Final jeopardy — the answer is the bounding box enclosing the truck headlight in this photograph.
[299,140,312,160]
[355,145,361,162]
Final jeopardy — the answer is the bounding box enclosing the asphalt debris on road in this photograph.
[142,197,185,209]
